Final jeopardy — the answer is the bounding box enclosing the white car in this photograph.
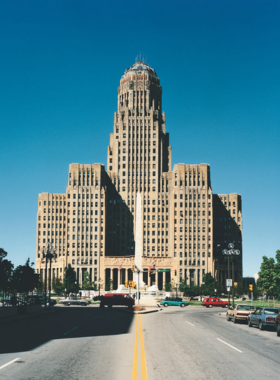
[59,296,89,306]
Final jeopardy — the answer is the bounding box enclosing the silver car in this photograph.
[59,296,89,306]
[248,307,280,330]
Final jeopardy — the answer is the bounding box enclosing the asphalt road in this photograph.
[0,306,280,379]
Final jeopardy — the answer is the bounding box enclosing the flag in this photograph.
[118,264,122,271]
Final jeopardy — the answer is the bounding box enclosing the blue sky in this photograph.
[0,0,279,276]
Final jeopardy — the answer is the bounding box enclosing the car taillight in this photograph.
[266,317,274,322]
[237,313,248,316]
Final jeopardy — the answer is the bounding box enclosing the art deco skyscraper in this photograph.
[36,62,243,291]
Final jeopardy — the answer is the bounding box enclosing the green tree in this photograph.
[202,273,215,296]
[11,259,39,295]
[258,256,277,297]
[274,250,280,298]
[0,248,14,296]
[105,279,114,291]
[82,272,96,290]
[164,282,172,291]
[178,277,189,295]
[235,277,245,297]
[64,264,79,293]
[52,277,64,295]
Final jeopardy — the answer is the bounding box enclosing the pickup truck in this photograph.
[100,293,134,308]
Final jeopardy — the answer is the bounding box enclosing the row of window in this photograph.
[174,219,211,225]
[174,194,210,200]
[67,193,103,199]
[179,260,205,266]
[175,252,211,258]
[175,227,208,233]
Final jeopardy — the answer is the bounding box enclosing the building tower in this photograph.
[36,62,243,292]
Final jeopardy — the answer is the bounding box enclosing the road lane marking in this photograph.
[139,316,148,380]
[132,316,138,379]
[63,326,78,335]
[217,338,243,353]
[186,321,195,326]
[0,358,20,370]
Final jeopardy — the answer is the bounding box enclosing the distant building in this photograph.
[36,62,243,291]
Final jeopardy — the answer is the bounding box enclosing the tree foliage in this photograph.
[11,259,39,294]
[52,277,65,295]
[0,248,14,293]
[258,250,280,297]
[82,272,96,290]
[164,282,172,291]
[105,279,114,291]
[178,277,189,295]
[64,264,79,293]
[202,272,215,296]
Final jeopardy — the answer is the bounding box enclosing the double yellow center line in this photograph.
[132,315,148,380]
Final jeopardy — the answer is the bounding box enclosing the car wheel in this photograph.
[226,314,231,321]
[248,318,252,327]
[67,303,71,306]
[180,303,186,308]
[209,304,213,308]
[233,316,237,324]
[277,323,280,337]
[164,303,168,307]
[259,320,264,330]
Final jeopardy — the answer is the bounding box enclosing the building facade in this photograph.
[36,62,243,291]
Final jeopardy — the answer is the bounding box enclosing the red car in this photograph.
[202,297,229,308]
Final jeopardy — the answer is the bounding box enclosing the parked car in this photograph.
[160,298,189,307]
[248,307,280,330]
[59,296,89,306]
[275,314,280,336]
[0,296,24,306]
[165,297,183,302]
[100,293,134,308]
[202,297,229,308]
[226,304,255,323]
[30,294,56,306]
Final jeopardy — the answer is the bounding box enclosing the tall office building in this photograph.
[36,62,243,291]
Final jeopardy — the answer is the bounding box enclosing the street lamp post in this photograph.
[201,281,204,302]
[41,241,56,311]
[222,243,240,308]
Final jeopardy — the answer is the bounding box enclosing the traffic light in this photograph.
[174,269,177,276]
[149,270,151,277]
[131,265,135,272]
[125,281,129,287]
[249,284,253,291]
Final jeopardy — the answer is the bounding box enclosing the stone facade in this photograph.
[36,62,243,291]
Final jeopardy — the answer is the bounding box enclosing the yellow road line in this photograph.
[139,316,148,380]
[132,315,138,380]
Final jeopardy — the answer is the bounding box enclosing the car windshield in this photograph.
[264,309,280,315]
[237,305,255,310]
